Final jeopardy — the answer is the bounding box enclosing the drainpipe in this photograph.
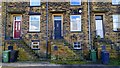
[46,0,49,59]
[5,2,7,40]
[88,0,92,50]
[4,2,7,51]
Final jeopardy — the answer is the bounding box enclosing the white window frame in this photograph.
[112,15,120,31]
[112,0,120,5]
[73,42,81,50]
[30,0,41,6]
[70,15,81,32]
[31,41,40,50]
[70,0,81,5]
[29,15,40,32]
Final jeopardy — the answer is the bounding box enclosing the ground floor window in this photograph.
[31,40,40,50]
[29,15,40,32]
[70,15,81,32]
[73,42,81,50]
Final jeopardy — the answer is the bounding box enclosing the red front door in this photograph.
[13,16,21,39]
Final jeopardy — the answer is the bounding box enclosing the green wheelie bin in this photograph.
[2,50,10,63]
[90,49,97,62]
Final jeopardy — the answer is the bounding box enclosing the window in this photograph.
[70,0,81,5]
[30,0,41,6]
[73,42,81,50]
[29,15,40,32]
[31,40,40,50]
[14,16,21,21]
[112,0,120,5]
[70,15,81,32]
[112,15,120,31]
[95,15,104,38]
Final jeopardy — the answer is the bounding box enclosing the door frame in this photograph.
[52,14,63,39]
[94,13,105,38]
[12,14,22,39]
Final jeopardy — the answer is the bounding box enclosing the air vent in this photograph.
[31,40,40,50]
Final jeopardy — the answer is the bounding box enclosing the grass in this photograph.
[50,60,89,65]
[50,58,120,65]
[109,58,120,66]
[2,66,16,68]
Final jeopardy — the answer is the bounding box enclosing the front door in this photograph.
[54,15,62,39]
[95,15,104,38]
[13,16,22,39]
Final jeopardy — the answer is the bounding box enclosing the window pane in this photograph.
[95,16,102,20]
[74,45,77,47]
[30,16,40,21]
[78,42,80,44]
[95,20,103,30]
[15,16,21,21]
[70,0,81,5]
[96,30,104,38]
[112,0,120,5]
[54,16,62,20]
[30,21,40,31]
[30,0,40,6]
[113,15,120,22]
[70,15,81,31]
[113,23,118,31]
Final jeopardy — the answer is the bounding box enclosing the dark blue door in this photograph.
[54,20,62,39]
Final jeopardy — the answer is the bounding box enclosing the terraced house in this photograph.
[2,0,120,61]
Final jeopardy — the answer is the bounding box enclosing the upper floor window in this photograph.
[30,0,41,6]
[70,0,81,5]
[112,0,120,5]
[70,15,81,32]
[112,15,120,31]
[29,15,40,32]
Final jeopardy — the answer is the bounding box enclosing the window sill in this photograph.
[70,31,82,33]
[70,4,81,6]
[112,4,120,6]
[32,49,40,50]
[27,31,41,33]
[28,12,41,15]
[29,6,41,7]
[73,48,82,50]
[113,31,120,32]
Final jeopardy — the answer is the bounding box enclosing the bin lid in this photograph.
[103,51,109,53]
[3,50,11,52]
[91,49,96,52]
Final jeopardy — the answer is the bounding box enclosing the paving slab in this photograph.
[1,63,120,68]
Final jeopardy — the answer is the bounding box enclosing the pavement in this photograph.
[1,62,120,68]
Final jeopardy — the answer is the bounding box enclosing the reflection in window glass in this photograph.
[112,0,120,5]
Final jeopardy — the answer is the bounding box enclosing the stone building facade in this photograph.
[90,2,120,58]
[2,0,120,60]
